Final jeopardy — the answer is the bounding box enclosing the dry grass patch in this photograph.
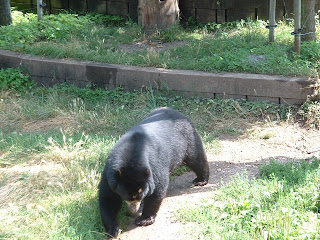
[21,116,78,133]
[0,162,65,207]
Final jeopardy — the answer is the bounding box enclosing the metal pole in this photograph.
[294,0,301,54]
[269,0,276,42]
[37,0,43,21]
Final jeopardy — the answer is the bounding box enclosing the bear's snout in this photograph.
[125,200,142,213]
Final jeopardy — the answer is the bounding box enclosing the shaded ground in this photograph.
[117,41,267,67]
[118,123,320,240]
[118,40,185,53]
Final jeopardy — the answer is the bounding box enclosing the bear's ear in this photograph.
[145,169,150,178]
[116,169,122,179]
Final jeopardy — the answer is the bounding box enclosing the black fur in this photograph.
[98,107,209,238]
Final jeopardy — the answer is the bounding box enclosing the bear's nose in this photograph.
[125,200,141,213]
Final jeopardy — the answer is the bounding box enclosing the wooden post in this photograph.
[269,0,276,42]
[294,0,301,54]
[37,0,43,21]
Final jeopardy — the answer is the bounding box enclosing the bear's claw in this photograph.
[193,178,208,186]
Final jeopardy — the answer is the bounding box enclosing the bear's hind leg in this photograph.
[185,150,209,186]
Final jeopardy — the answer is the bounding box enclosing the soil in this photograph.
[118,40,185,53]
[116,122,320,240]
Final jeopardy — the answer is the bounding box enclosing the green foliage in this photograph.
[202,19,249,33]
[0,11,319,76]
[259,158,320,186]
[177,159,320,239]
[299,101,320,128]
[0,11,131,49]
[171,164,190,178]
[36,13,92,41]
[300,41,320,63]
[85,12,126,26]
[0,131,48,165]
[0,12,90,48]
[185,16,197,28]
[299,74,320,129]
[0,68,34,91]
[149,25,186,42]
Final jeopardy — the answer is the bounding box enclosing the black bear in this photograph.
[98,107,209,238]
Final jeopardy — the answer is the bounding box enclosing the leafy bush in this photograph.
[0,68,34,91]
[36,13,92,41]
[85,13,126,26]
[300,41,320,63]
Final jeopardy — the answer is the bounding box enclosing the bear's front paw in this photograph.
[107,226,119,239]
[135,215,155,226]
[193,177,208,186]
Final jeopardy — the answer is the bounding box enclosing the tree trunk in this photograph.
[0,0,12,26]
[138,0,179,33]
[301,0,317,41]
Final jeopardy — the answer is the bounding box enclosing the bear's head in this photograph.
[114,165,151,213]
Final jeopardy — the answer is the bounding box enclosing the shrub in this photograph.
[300,41,320,63]
[0,68,34,91]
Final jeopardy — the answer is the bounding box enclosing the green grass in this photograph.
[1,11,320,77]
[0,74,298,239]
[177,159,320,239]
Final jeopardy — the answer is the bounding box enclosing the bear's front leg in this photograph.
[98,184,122,238]
[135,184,167,226]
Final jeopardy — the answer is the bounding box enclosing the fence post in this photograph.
[269,0,276,42]
[294,0,301,54]
[37,0,43,21]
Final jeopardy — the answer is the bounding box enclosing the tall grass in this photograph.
[177,159,320,239]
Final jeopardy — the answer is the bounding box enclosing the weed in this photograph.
[85,12,126,26]
[300,41,320,63]
[171,164,191,178]
[0,68,34,91]
[300,101,320,128]
[298,75,320,128]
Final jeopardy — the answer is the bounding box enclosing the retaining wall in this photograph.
[0,49,314,104]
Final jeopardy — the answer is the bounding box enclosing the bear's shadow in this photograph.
[167,160,261,197]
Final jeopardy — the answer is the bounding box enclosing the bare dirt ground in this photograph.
[118,122,320,240]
